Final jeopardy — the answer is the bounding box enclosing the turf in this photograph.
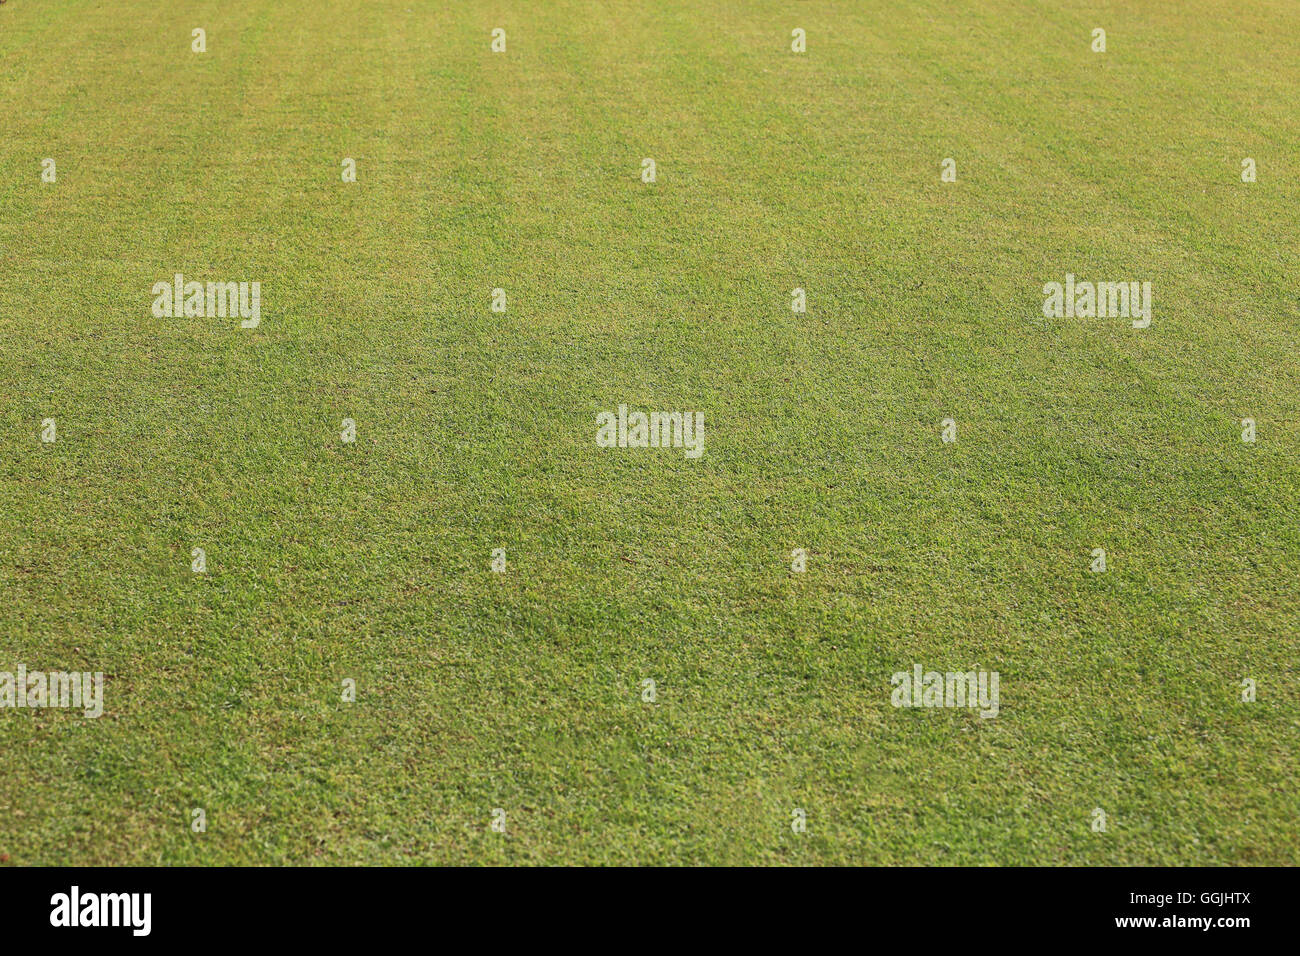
[1,0,1297,866]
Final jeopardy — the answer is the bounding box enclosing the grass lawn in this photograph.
[1,0,1297,865]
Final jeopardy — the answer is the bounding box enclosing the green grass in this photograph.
[1,0,1297,866]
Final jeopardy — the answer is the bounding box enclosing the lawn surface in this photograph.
[1,0,1297,865]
